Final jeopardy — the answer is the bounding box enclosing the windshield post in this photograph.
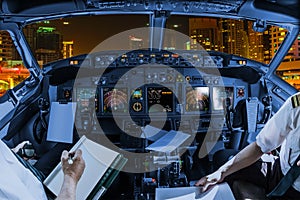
[149,11,169,51]
[8,24,41,78]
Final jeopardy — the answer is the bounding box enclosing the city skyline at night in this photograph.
[0,16,299,64]
[0,15,300,94]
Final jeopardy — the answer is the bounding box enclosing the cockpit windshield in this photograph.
[22,15,285,66]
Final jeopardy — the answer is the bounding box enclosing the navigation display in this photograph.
[186,87,210,112]
[147,87,173,112]
[103,88,128,113]
[212,86,234,110]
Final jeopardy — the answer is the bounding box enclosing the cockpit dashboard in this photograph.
[46,49,257,137]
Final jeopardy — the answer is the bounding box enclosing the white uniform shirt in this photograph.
[0,140,48,200]
[256,93,300,192]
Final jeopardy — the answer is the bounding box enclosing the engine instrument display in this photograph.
[212,86,234,110]
[147,87,173,112]
[103,88,128,113]
[186,87,210,112]
[76,88,98,112]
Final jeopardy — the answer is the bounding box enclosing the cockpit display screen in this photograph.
[76,88,98,112]
[147,87,173,113]
[103,88,128,113]
[212,86,234,110]
[185,87,210,112]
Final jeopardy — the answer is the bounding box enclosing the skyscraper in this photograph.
[247,21,271,64]
[189,17,272,64]
[189,18,249,57]
[0,31,13,62]
[23,23,38,53]
[270,27,300,61]
[275,29,300,89]
[35,27,63,64]
[218,19,248,58]
[63,41,74,59]
[189,18,221,51]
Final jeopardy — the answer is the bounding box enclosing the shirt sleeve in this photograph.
[0,140,48,200]
[256,95,295,153]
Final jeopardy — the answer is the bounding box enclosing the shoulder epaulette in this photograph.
[291,94,300,108]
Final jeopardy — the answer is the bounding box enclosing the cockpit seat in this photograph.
[213,149,268,199]
[232,180,267,200]
[213,149,238,171]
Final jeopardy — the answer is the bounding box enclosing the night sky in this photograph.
[52,15,147,55]
[50,15,188,55]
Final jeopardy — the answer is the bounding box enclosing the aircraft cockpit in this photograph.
[0,0,299,199]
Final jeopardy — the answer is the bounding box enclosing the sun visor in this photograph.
[1,0,79,15]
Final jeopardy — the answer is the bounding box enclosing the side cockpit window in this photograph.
[0,30,30,97]
[276,31,300,90]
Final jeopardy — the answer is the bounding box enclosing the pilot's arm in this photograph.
[195,142,263,191]
[56,149,85,200]
[196,93,298,192]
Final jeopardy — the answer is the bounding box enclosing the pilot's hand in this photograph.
[61,149,85,183]
[195,170,224,192]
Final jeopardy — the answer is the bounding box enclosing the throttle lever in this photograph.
[260,95,272,124]
[224,97,232,130]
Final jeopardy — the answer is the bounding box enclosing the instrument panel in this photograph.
[72,71,246,117]
[54,49,250,133]
[53,50,258,196]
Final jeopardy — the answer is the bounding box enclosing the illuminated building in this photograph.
[0,31,13,61]
[218,19,248,57]
[247,22,271,64]
[189,18,272,64]
[274,28,300,89]
[35,26,63,64]
[189,18,249,57]
[262,29,271,63]
[275,30,300,85]
[270,27,300,61]
[63,41,74,59]
[23,23,38,53]
[189,18,221,51]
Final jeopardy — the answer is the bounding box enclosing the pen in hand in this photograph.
[68,153,77,165]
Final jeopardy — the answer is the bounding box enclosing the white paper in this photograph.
[44,135,121,200]
[47,102,76,143]
[156,183,235,200]
[140,125,168,141]
[165,192,196,200]
[145,130,190,153]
